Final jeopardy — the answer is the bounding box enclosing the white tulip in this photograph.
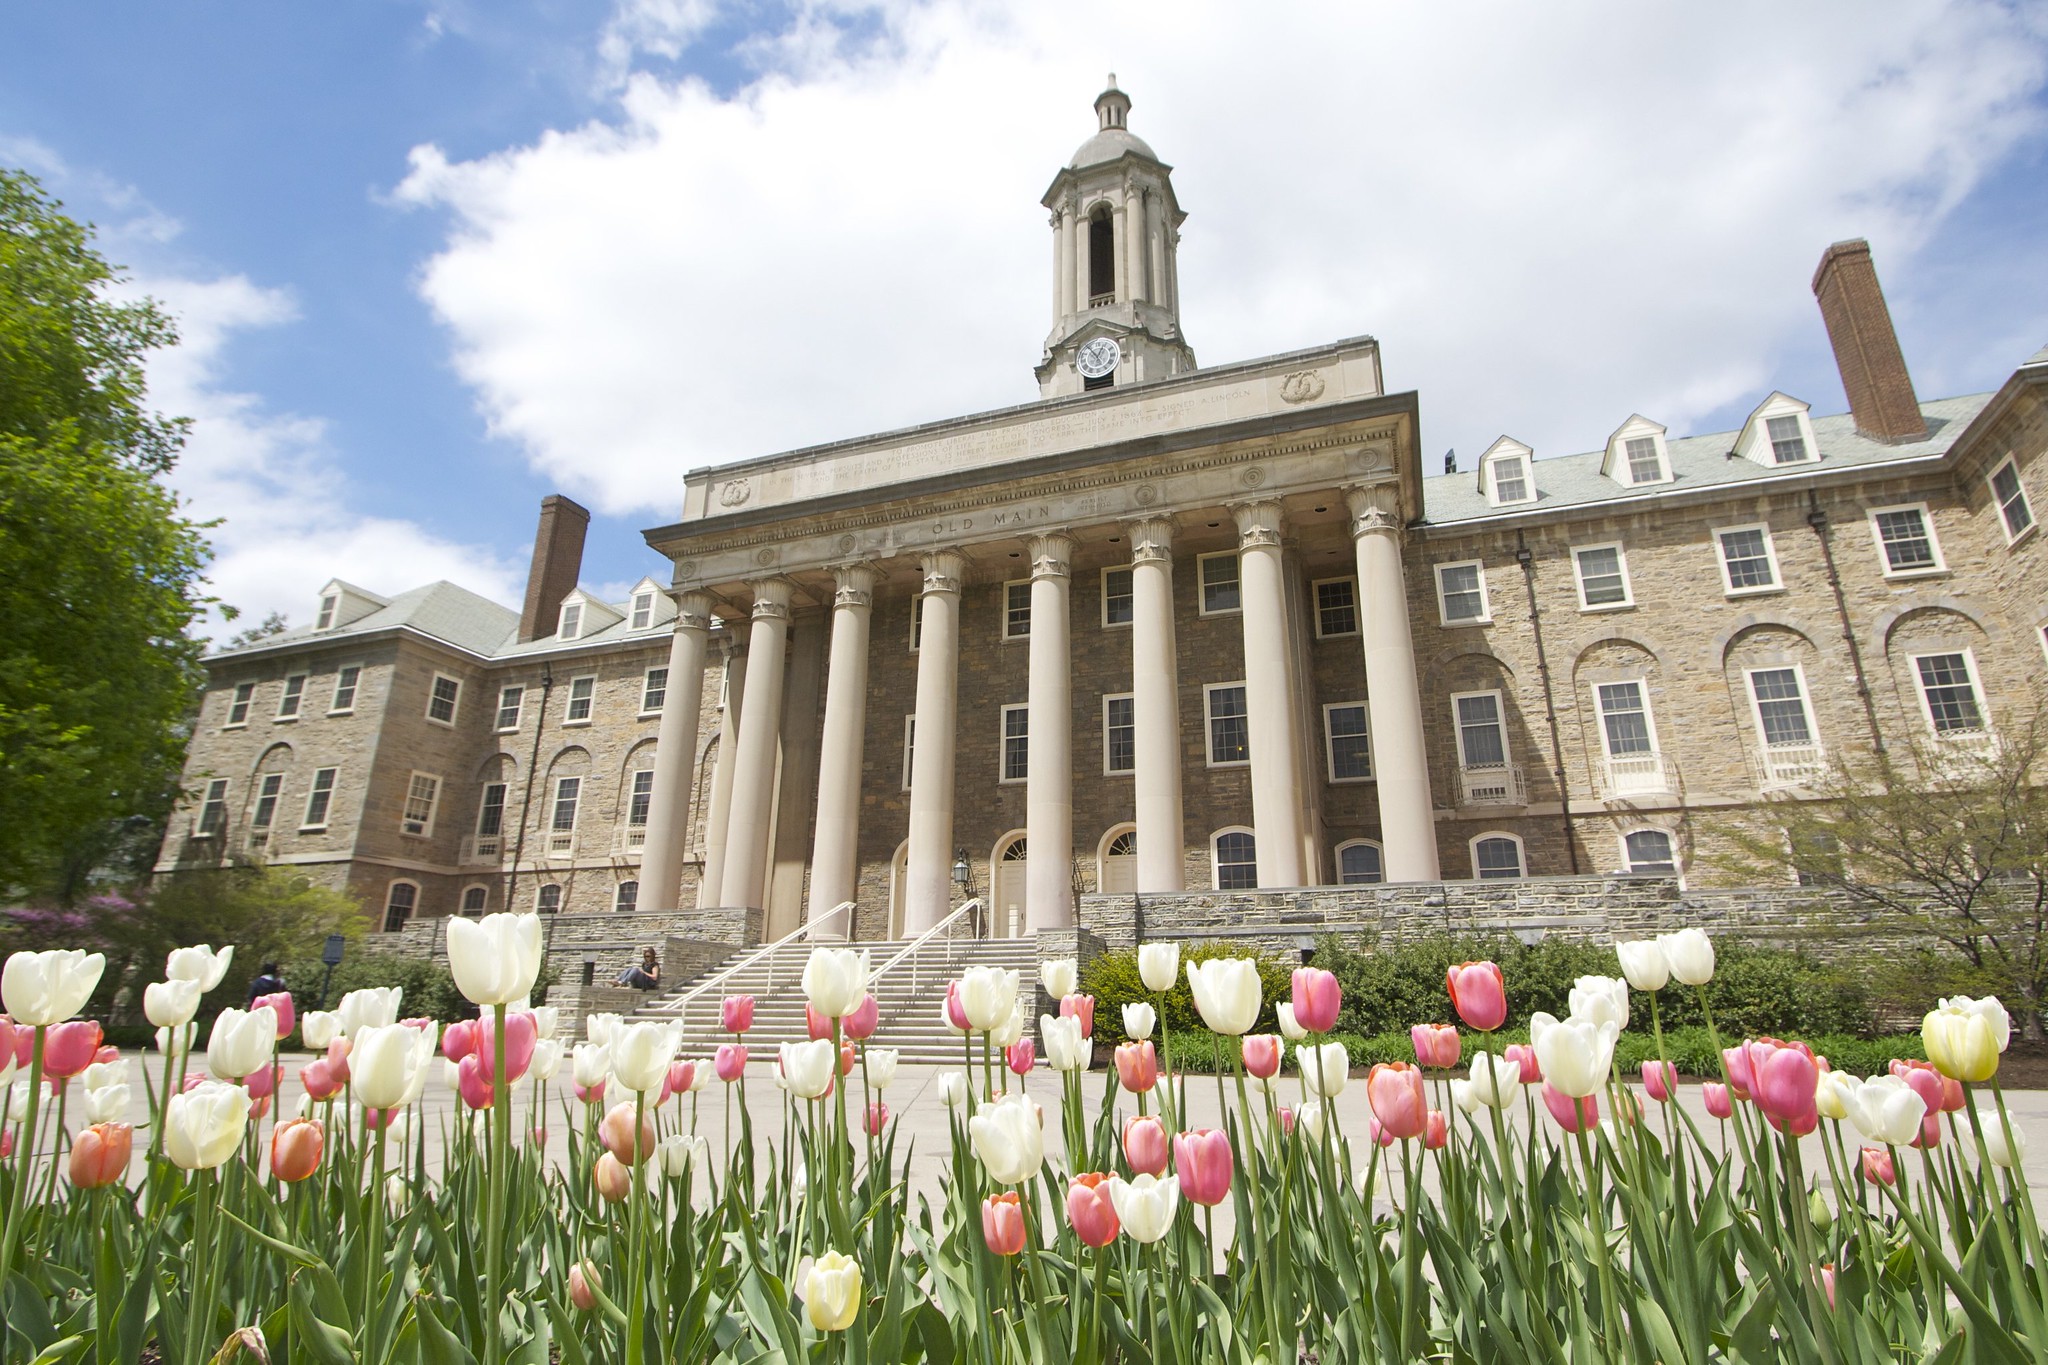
[1137,943,1180,994]
[1530,1012,1619,1099]
[1614,941,1670,994]
[522,1005,560,1041]
[866,1049,899,1090]
[958,967,1020,1032]
[1186,958,1261,1036]
[1040,958,1078,1000]
[572,1043,611,1089]
[780,1039,837,1100]
[657,1132,709,1178]
[1466,1051,1522,1109]
[584,1013,622,1047]
[1275,1002,1307,1042]
[1107,1174,1180,1243]
[300,1010,341,1050]
[1567,976,1630,1030]
[164,944,234,994]
[1295,1098,1326,1141]
[611,1021,683,1095]
[2,949,106,1027]
[1939,996,2012,1054]
[1122,1002,1156,1041]
[1353,1156,1393,1203]
[688,1057,713,1091]
[441,1057,464,1092]
[352,1023,431,1110]
[990,1004,1025,1049]
[82,1059,130,1093]
[1298,1041,1350,1098]
[336,987,402,1037]
[529,1039,563,1082]
[155,1023,195,1061]
[446,912,544,1007]
[0,1054,13,1091]
[1451,1079,1479,1115]
[1979,1106,2026,1168]
[937,1071,969,1107]
[143,979,202,1029]
[1041,1015,1089,1072]
[1847,1075,1927,1147]
[1816,1071,1859,1122]
[1657,929,1716,986]
[84,1083,130,1125]
[801,947,871,1019]
[969,1092,1045,1184]
[206,1006,278,1081]
[165,1081,251,1170]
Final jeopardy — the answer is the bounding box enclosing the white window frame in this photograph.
[614,880,639,913]
[476,781,507,840]
[564,675,597,726]
[1204,681,1251,768]
[630,591,656,631]
[425,672,462,726]
[1908,648,1991,738]
[193,778,230,837]
[909,595,924,653]
[558,599,584,641]
[1002,580,1032,641]
[534,883,562,915]
[901,714,916,791]
[224,682,254,729]
[625,769,655,829]
[1469,831,1526,880]
[276,674,307,721]
[249,772,284,831]
[640,666,668,716]
[301,768,338,831]
[1870,502,1947,578]
[1743,664,1819,751]
[329,664,362,715]
[495,684,525,733]
[1621,828,1678,874]
[382,880,420,934]
[1591,678,1661,759]
[1312,577,1359,639]
[400,771,442,838]
[1989,457,2036,546]
[1197,552,1242,617]
[1571,542,1634,612]
[1335,838,1384,885]
[1101,565,1134,629]
[1485,452,1534,507]
[1322,701,1373,783]
[1450,689,1510,769]
[1434,560,1491,626]
[315,593,339,631]
[1614,430,1671,487]
[1713,524,1783,597]
[999,703,1029,783]
[1102,693,1136,776]
[1211,826,1259,890]
[459,885,490,917]
[549,775,582,842]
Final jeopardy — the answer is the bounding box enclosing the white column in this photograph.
[1025,533,1076,930]
[696,642,743,907]
[1075,208,1092,307]
[1347,487,1441,881]
[1061,207,1079,316]
[1051,209,1068,324]
[1110,201,1129,301]
[637,591,713,913]
[1234,500,1307,887]
[1124,184,1148,304]
[718,578,794,910]
[1127,516,1185,892]
[1148,197,1167,304]
[806,563,876,938]
[904,550,965,934]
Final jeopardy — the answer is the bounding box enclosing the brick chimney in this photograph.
[518,494,591,642]
[1811,239,1926,443]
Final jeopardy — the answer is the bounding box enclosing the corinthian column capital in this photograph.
[1231,499,1285,549]
[830,562,878,610]
[746,576,795,621]
[1343,484,1402,540]
[670,589,715,633]
[919,549,967,596]
[1123,515,1176,565]
[1027,532,1076,581]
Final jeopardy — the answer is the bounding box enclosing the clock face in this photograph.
[1076,337,1120,380]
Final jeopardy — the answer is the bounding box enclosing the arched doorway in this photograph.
[1097,825,1137,895]
[991,832,1028,938]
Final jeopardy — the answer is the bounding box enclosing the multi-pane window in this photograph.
[565,676,596,723]
[1206,684,1250,766]
[1991,459,2034,542]
[1102,567,1134,626]
[251,773,284,830]
[1624,830,1677,873]
[559,601,583,640]
[630,591,655,630]
[1873,506,1942,574]
[302,769,337,829]
[1103,695,1135,774]
[330,665,361,713]
[1214,830,1258,890]
[1766,415,1809,464]
[615,880,639,912]
[910,596,924,652]
[316,594,339,630]
[1314,579,1358,637]
[196,779,230,836]
[1716,526,1780,593]
[226,682,254,727]
[641,668,668,715]
[1199,553,1241,614]
[1489,455,1531,504]
[427,674,461,724]
[401,773,441,837]
[1436,562,1489,624]
[495,685,525,731]
[1572,545,1631,609]
[535,883,562,914]
[1453,693,1507,769]
[551,776,582,834]
[1624,437,1662,484]
[1595,682,1655,756]
[460,886,488,917]
[383,882,418,933]
[1000,705,1029,782]
[1748,669,1815,747]
[1004,581,1032,639]
[627,770,655,827]
[476,783,506,838]
[901,715,916,790]
[1914,653,1986,734]
[277,675,306,719]
[1337,841,1384,885]
[1473,835,1525,879]
[1324,703,1372,781]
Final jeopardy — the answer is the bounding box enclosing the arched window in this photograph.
[459,885,489,917]
[535,882,562,914]
[1470,834,1526,880]
[1336,840,1384,885]
[1088,207,1115,303]
[1098,825,1137,895]
[615,880,639,912]
[383,880,419,933]
[1212,828,1258,890]
[991,833,1028,939]
[1622,830,1677,874]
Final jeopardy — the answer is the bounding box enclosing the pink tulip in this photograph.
[247,1092,271,1121]
[457,1055,494,1110]
[982,1192,1026,1255]
[441,1019,480,1063]
[1241,1034,1281,1080]
[363,1106,399,1130]
[1913,1112,1943,1149]
[270,1118,323,1183]
[0,1020,16,1068]
[574,1078,607,1106]
[1820,1264,1836,1311]
[1067,1173,1120,1247]
[715,1043,748,1082]
[1175,1128,1234,1206]
[1368,1062,1428,1140]
[530,1127,549,1148]
[1411,1023,1461,1070]
[245,1063,278,1100]
[1721,1046,1754,1099]
[721,995,754,1033]
[599,1101,656,1165]
[93,1045,119,1067]
[568,1261,600,1312]
[477,1010,537,1085]
[324,1038,352,1084]
[1007,1039,1036,1076]
[182,1074,207,1093]
[1366,1117,1399,1148]
[1768,1105,1819,1137]
[0,1131,11,1159]
[1891,1059,1964,1113]
[666,1059,697,1101]
[254,991,296,1040]
[1114,1041,1158,1094]
[301,1058,344,1102]
[1291,968,1342,1035]
[69,1122,131,1188]
[1504,1042,1542,1084]
[944,981,971,1032]
[1123,1116,1170,1176]
[1424,1110,1449,1150]
[43,1021,102,1079]
[1744,1038,1819,1127]
[806,1004,833,1041]
[843,995,880,1041]
[1277,1106,1296,1136]
[592,1152,631,1202]
[400,1016,436,1034]
[1861,1146,1896,1186]
[840,1042,857,1077]
[1542,1084,1599,1134]
[1703,1082,1734,1119]
[1445,961,1507,1032]
[1642,1061,1677,1103]
[1059,994,1095,1038]
[864,1101,888,1136]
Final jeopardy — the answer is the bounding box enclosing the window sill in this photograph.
[562,719,593,728]
[1206,759,1251,770]
[424,717,456,729]
[2005,522,2039,550]
[1328,775,1376,785]
[1103,768,1135,778]
[637,710,664,720]
[496,726,521,735]
[298,825,328,834]
[1723,584,1785,599]
[273,715,300,724]
[1578,601,1634,614]
[1881,566,1949,581]
[327,708,355,717]
[1101,620,1133,630]
[1197,607,1244,619]
[1438,616,1492,628]
[1314,630,1361,641]
[222,723,248,731]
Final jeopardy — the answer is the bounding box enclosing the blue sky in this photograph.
[4,3,2046,635]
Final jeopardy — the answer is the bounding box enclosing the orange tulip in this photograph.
[569,1260,600,1312]
[271,1117,324,1183]
[69,1122,131,1188]
[982,1191,1027,1255]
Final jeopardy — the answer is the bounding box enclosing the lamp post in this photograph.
[316,934,345,1010]
[951,849,981,937]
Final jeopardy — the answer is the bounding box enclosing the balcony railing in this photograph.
[545,829,577,858]
[1759,742,1825,790]
[460,834,504,866]
[1600,751,1673,800]
[1459,761,1526,806]
[1088,291,1115,309]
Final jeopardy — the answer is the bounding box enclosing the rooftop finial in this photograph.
[1094,75,1131,131]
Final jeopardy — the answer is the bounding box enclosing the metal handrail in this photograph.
[868,898,982,1002]
[638,900,854,1029]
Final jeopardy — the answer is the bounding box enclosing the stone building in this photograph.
[158,80,2048,953]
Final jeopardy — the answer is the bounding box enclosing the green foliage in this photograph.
[0,168,211,901]
[279,949,565,1029]
[1081,940,1295,1040]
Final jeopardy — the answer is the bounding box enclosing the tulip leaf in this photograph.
[285,1278,355,1365]
[26,1335,87,1365]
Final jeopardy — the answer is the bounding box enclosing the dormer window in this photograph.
[558,601,583,640]
[1624,439,1661,483]
[1734,394,1818,470]
[1478,438,1537,507]
[630,592,655,631]
[1490,456,1528,503]
[1603,416,1671,487]
[316,594,338,630]
[1767,415,1809,464]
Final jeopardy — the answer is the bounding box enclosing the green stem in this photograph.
[0,1027,46,1278]
[184,1167,216,1365]
[485,1003,510,1365]
[626,1089,647,1365]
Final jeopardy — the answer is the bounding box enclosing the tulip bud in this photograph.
[839,1041,857,1076]
[1137,943,1180,994]
[253,990,296,1041]
[1122,1001,1156,1041]
[1290,968,1341,1034]
[721,995,755,1033]
[69,1122,131,1188]
[1503,1042,1541,1085]
[593,1151,632,1202]
[271,1117,324,1182]
[1410,1023,1460,1070]
[1567,976,1629,1029]
[568,1260,600,1312]
[864,1101,889,1136]
[1744,1038,1820,1129]
[1276,1105,1296,1135]
[1186,958,1262,1036]
[1445,961,1508,1032]
[1860,1145,1896,1186]
[446,913,544,1007]
[1542,1084,1599,1134]
[1067,1172,1120,1247]
[990,1006,1025,1050]
[982,1191,1027,1255]
[959,967,1020,1032]
[599,1101,657,1165]
[1367,1062,1427,1140]
[84,1082,130,1125]
[1300,1041,1351,1098]
[1657,929,1715,986]
[969,1093,1045,1185]
[164,944,234,993]
[1923,1002,2003,1083]
[1122,1115,1169,1177]
[801,947,870,1019]
[1106,1174,1179,1243]
[1703,1082,1735,1120]
[803,1252,862,1332]
[1641,1061,1676,1104]
[165,1080,252,1170]
[1530,1012,1618,1099]
[1174,1128,1233,1207]
[1040,958,1078,1001]
[1241,1035,1281,1080]
[941,982,970,1035]
[842,994,880,1042]
[1,951,105,1028]
[143,978,202,1030]
[779,1039,837,1100]
[938,1070,969,1107]
[866,1048,898,1090]
[1808,1188,1834,1232]
[1467,1051,1521,1109]
[805,1004,833,1041]
[1058,993,1095,1038]
[715,1043,747,1082]
[44,1020,104,1080]
[1820,1264,1837,1311]
[1980,1106,2026,1168]
[1614,940,1670,994]
[1041,1016,1087,1072]
[1424,1110,1449,1150]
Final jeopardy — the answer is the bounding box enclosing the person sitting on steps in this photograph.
[615,947,661,991]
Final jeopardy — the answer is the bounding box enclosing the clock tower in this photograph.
[1036,77,1197,399]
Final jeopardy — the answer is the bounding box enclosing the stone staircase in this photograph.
[628,936,1044,1065]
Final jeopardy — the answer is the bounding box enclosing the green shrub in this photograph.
[1082,942,1294,1043]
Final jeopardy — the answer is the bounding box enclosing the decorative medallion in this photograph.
[1358,445,1392,475]
[1239,465,1268,489]
[675,560,697,579]
[1133,484,1159,507]
[836,533,858,555]
[719,478,752,507]
[1279,370,1326,404]
[755,547,778,566]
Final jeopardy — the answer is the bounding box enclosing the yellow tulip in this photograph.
[1923,1006,2000,1083]
[804,1251,862,1332]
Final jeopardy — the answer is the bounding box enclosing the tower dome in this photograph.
[1069,75,1158,168]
